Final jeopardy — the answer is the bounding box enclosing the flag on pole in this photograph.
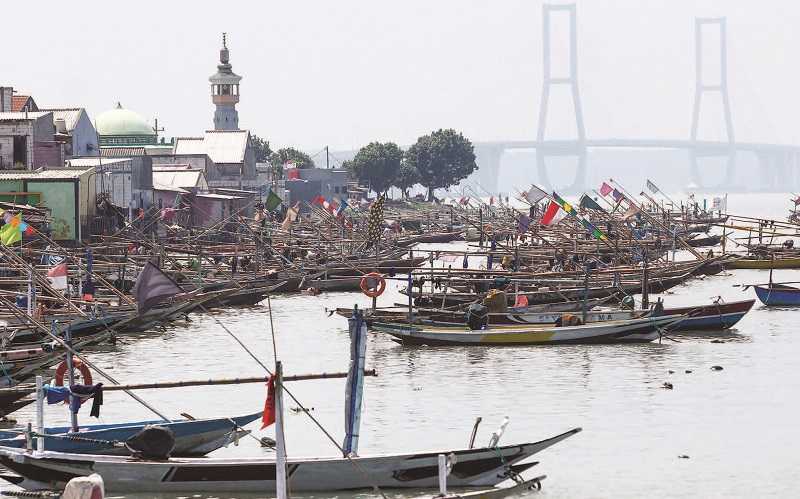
[312,195,326,206]
[47,263,68,290]
[333,198,348,217]
[579,194,605,211]
[261,375,276,429]
[599,182,613,196]
[0,214,23,246]
[552,192,608,241]
[525,185,548,204]
[280,202,300,231]
[264,189,283,212]
[540,200,567,226]
[622,204,641,220]
[517,214,531,234]
[646,179,659,194]
[131,260,184,313]
[611,189,624,202]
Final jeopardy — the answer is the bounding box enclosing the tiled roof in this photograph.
[10,95,34,112]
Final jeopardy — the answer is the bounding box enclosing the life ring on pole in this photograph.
[360,272,386,298]
[54,357,93,404]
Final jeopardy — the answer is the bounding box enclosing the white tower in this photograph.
[209,33,242,130]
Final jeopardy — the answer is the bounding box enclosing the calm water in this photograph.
[3,193,800,498]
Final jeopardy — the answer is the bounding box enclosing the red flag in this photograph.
[540,200,567,226]
[261,375,276,429]
[313,195,326,206]
[599,182,613,196]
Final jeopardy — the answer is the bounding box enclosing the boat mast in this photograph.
[274,361,288,499]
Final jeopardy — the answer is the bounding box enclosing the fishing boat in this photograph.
[0,412,260,456]
[370,315,682,346]
[752,284,800,306]
[0,428,579,492]
[726,256,800,270]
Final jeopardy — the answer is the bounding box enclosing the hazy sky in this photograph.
[5,1,799,155]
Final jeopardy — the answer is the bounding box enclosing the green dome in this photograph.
[96,102,154,137]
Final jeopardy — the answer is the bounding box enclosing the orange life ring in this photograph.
[54,358,93,404]
[360,272,386,298]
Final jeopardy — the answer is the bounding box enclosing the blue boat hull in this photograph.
[754,286,800,306]
[0,412,261,456]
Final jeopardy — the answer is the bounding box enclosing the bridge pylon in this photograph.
[536,3,587,193]
[689,17,736,189]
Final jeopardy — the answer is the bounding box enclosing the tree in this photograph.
[250,134,273,162]
[345,142,403,194]
[269,147,315,169]
[394,161,420,199]
[404,129,477,201]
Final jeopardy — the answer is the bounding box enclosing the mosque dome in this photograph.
[96,102,157,146]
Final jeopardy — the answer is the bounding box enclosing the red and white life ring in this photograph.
[360,272,386,298]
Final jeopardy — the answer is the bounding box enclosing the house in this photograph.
[39,108,98,157]
[283,168,349,207]
[0,112,63,169]
[152,165,208,210]
[172,130,256,189]
[0,168,95,242]
[65,157,153,212]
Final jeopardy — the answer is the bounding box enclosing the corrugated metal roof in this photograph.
[196,193,243,200]
[0,168,93,180]
[0,111,51,121]
[39,108,84,131]
[173,130,249,164]
[66,157,130,167]
[153,170,206,190]
[101,147,146,157]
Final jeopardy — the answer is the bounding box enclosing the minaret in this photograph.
[209,33,242,130]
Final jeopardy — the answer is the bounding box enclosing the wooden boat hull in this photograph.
[753,285,800,306]
[663,299,754,330]
[0,428,581,492]
[726,257,800,270]
[0,413,261,456]
[370,316,682,346]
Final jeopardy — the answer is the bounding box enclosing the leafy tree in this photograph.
[250,134,273,162]
[345,142,403,194]
[394,161,420,199]
[269,147,315,169]
[404,129,477,201]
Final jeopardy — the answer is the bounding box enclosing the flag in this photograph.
[489,196,494,206]
[611,189,624,202]
[0,214,22,246]
[517,214,531,234]
[599,182,613,196]
[47,262,68,290]
[173,192,182,209]
[459,196,470,205]
[646,179,659,194]
[622,204,640,220]
[524,185,548,204]
[552,193,578,217]
[334,198,348,217]
[312,195,326,206]
[261,375,276,429]
[131,260,184,313]
[281,203,300,231]
[794,196,800,206]
[579,194,605,211]
[264,189,283,212]
[540,200,567,226]
[323,199,339,214]
[365,195,386,246]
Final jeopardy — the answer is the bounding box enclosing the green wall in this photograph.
[26,181,76,240]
